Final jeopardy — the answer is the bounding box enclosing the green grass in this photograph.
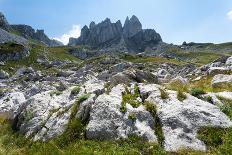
[190,88,206,97]
[0,42,25,54]
[49,90,63,97]
[121,85,142,109]
[159,88,169,99]
[0,123,167,155]
[121,54,186,66]
[71,86,81,96]
[190,76,232,93]
[128,112,137,122]
[177,90,187,102]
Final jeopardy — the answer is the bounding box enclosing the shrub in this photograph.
[121,85,142,108]
[49,90,62,96]
[71,86,81,96]
[144,101,157,117]
[167,80,188,92]
[120,105,127,113]
[206,96,213,103]
[177,90,187,102]
[128,113,136,122]
[190,88,205,97]
[159,88,169,99]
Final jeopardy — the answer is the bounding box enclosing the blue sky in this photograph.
[0,0,232,44]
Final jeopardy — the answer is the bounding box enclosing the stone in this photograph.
[212,74,232,88]
[226,56,232,66]
[0,70,9,79]
[146,88,232,152]
[0,28,28,45]
[16,87,80,140]
[11,25,63,47]
[86,84,157,142]
[0,92,26,119]
[0,12,11,31]
[207,67,230,76]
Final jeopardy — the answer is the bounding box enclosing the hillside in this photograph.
[0,12,232,155]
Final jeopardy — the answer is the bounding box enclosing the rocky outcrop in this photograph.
[0,70,9,79]
[144,84,232,152]
[68,15,162,53]
[86,84,157,142]
[0,12,11,31]
[0,42,30,61]
[11,25,63,47]
[70,18,122,48]
[212,74,232,88]
[0,28,28,45]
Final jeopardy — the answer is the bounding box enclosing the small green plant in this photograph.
[120,105,127,113]
[190,88,205,97]
[128,113,137,122]
[49,90,62,96]
[167,80,188,92]
[177,90,187,102]
[206,96,213,103]
[71,86,81,96]
[144,101,157,117]
[159,88,169,99]
[121,85,142,108]
[78,94,90,103]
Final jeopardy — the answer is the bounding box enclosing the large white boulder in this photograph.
[146,88,232,152]
[86,84,157,142]
[17,87,82,140]
[0,92,26,118]
[212,74,232,88]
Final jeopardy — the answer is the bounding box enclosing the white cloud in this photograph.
[227,10,232,20]
[53,25,81,45]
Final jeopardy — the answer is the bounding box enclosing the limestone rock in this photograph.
[86,84,157,142]
[0,12,11,31]
[212,74,232,88]
[146,88,232,152]
[0,92,26,119]
[0,70,9,79]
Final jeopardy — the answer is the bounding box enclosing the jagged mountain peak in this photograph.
[68,15,162,53]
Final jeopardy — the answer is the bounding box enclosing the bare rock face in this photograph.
[68,15,162,53]
[11,25,63,47]
[0,28,28,45]
[72,18,123,48]
[123,15,142,38]
[0,12,11,31]
[144,85,232,152]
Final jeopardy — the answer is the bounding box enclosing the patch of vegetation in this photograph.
[195,96,232,155]
[177,90,187,102]
[217,96,232,119]
[128,112,137,122]
[154,114,165,146]
[159,88,169,99]
[167,80,188,92]
[206,96,213,103]
[0,42,25,54]
[49,90,63,97]
[190,88,205,97]
[0,123,167,155]
[71,86,81,96]
[144,101,157,117]
[120,105,127,114]
[121,85,142,110]
[121,54,186,65]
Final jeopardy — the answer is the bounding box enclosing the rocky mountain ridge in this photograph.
[0,12,62,47]
[69,15,163,53]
